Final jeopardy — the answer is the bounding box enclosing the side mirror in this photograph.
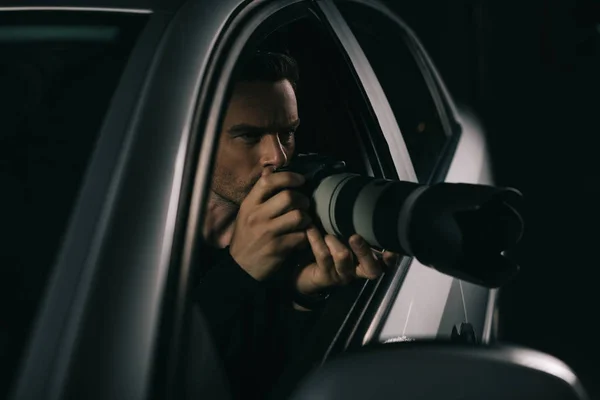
[290,341,589,400]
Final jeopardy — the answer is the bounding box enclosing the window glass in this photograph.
[338,3,451,182]
[0,11,147,397]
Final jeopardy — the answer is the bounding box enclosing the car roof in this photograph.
[0,0,238,15]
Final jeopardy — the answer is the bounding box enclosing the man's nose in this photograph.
[261,134,288,171]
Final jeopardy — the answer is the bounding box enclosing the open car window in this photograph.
[179,3,405,399]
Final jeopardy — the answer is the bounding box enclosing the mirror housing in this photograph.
[290,341,589,400]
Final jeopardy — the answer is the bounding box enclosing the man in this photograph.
[195,51,397,399]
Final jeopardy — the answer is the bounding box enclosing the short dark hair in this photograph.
[237,51,299,93]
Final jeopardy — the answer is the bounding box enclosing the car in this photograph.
[0,0,583,399]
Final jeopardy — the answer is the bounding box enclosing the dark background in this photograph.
[384,0,600,397]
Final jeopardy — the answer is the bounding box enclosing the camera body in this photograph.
[276,153,348,195]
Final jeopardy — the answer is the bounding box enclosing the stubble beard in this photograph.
[210,175,259,209]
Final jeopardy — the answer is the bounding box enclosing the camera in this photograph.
[277,153,524,288]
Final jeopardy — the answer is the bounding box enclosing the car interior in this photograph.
[258,21,374,176]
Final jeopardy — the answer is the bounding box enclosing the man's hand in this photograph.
[229,172,311,281]
[295,225,399,297]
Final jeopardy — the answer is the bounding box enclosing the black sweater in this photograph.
[193,244,319,399]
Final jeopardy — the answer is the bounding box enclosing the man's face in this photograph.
[211,79,299,205]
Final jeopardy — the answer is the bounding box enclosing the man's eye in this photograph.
[238,133,261,143]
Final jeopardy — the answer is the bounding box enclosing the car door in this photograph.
[3,1,243,399]
[1,6,172,400]
[321,0,496,346]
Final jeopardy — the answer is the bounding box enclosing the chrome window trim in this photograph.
[0,6,152,13]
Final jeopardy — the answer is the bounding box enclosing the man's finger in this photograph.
[271,209,312,234]
[260,189,310,219]
[306,225,333,268]
[279,230,309,252]
[245,172,305,205]
[382,251,401,267]
[324,235,355,283]
[349,234,382,280]
[348,234,373,258]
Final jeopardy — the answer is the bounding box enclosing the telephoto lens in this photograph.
[278,153,523,288]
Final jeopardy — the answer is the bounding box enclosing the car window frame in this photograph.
[328,0,497,351]
[334,0,463,185]
[313,0,472,353]
[316,1,417,184]
[166,0,424,397]
[311,0,418,354]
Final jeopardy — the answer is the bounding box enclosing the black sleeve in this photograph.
[193,248,264,353]
[193,249,323,399]
[281,306,321,361]
[268,265,323,363]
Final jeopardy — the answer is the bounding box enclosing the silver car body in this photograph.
[3,1,498,398]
